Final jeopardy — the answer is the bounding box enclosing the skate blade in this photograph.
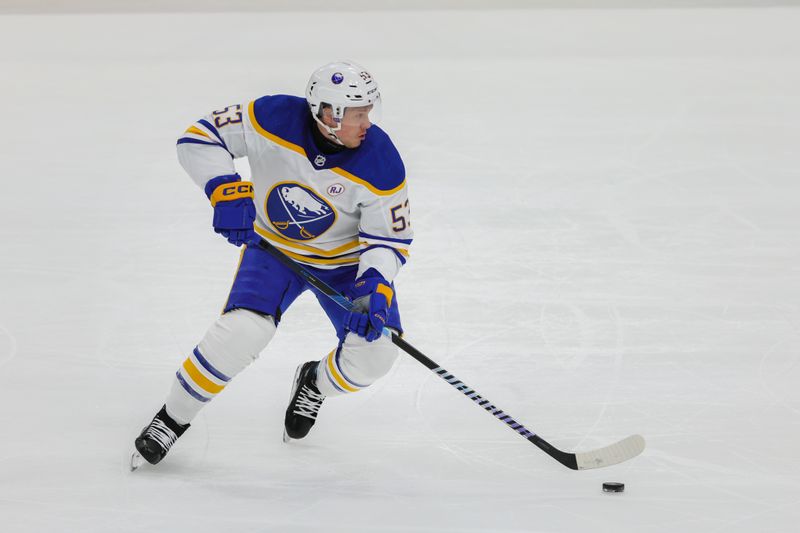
[282,364,304,445]
[130,450,146,471]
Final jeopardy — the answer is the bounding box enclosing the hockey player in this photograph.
[133,61,412,466]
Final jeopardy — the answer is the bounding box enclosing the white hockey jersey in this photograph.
[176,95,412,281]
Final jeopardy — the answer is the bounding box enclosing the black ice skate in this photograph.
[130,405,189,470]
[284,361,326,442]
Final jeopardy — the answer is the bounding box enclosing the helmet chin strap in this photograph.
[326,129,345,146]
[313,115,345,146]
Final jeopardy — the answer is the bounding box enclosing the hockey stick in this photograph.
[257,239,645,470]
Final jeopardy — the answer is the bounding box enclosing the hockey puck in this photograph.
[602,482,625,493]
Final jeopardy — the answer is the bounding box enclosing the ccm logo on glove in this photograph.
[211,182,254,206]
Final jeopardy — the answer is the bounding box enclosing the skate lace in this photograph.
[144,418,178,451]
[293,385,325,419]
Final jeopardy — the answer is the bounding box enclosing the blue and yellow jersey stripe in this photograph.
[177,119,232,156]
[254,224,361,268]
[330,166,406,197]
[252,226,412,267]
[358,231,412,264]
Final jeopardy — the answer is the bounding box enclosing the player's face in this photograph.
[322,105,373,148]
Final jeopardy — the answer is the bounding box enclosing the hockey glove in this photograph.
[343,268,393,342]
[207,174,258,247]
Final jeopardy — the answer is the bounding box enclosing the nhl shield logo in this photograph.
[314,155,326,167]
[266,182,336,241]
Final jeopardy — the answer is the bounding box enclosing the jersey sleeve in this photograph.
[357,183,413,282]
[176,104,249,192]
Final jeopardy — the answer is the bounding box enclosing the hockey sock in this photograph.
[165,308,276,424]
[314,333,398,397]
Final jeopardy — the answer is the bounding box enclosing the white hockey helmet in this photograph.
[306,61,381,139]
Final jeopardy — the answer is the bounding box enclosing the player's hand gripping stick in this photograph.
[344,269,394,342]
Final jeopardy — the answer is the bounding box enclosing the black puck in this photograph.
[602,482,625,493]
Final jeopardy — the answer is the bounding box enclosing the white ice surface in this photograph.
[1,6,799,533]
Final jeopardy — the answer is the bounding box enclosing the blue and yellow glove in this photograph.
[205,174,258,247]
[344,269,394,342]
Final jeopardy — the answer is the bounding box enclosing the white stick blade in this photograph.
[575,434,646,470]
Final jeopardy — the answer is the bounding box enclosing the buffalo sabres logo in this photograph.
[266,182,336,241]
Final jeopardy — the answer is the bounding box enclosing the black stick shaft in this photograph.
[256,239,578,470]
